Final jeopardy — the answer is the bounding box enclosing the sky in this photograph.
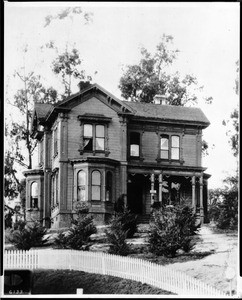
[4,2,240,189]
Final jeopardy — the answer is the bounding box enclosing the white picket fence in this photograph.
[4,249,227,296]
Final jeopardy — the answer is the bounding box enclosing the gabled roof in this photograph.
[122,101,210,127]
[31,84,210,130]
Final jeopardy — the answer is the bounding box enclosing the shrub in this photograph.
[54,215,97,250]
[105,219,130,256]
[209,186,238,230]
[7,221,49,250]
[149,205,197,257]
[115,209,138,238]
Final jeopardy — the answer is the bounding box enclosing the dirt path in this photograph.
[166,224,238,295]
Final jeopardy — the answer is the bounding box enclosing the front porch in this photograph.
[127,169,210,224]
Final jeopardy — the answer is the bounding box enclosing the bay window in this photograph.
[91,170,101,201]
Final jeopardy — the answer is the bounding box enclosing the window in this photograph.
[106,171,112,201]
[31,182,38,208]
[53,127,58,156]
[77,170,86,201]
[91,170,101,200]
[160,135,180,160]
[39,140,44,166]
[130,132,140,157]
[96,125,105,150]
[171,136,180,160]
[51,171,59,207]
[160,135,169,159]
[83,124,105,151]
[83,124,93,151]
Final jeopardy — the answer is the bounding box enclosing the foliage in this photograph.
[52,48,92,98]
[119,34,212,106]
[5,70,58,179]
[54,215,97,250]
[114,209,138,238]
[209,179,238,230]
[5,210,14,229]
[149,205,198,257]
[105,219,130,256]
[7,221,49,250]
[44,6,93,27]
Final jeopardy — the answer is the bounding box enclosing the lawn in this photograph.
[31,269,175,295]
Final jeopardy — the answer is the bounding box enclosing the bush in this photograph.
[115,209,138,238]
[209,187,238,230]
[54,215,97,250]
[149,205,197,257]
[105,219,130,256]
[7,221,49,250]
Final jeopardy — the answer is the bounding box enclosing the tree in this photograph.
[222,60,239,157]
[51,47,93,98]
[44,6,93,28]
[119,34,213,106]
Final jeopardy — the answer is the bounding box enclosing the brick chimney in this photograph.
[153,94,168,105]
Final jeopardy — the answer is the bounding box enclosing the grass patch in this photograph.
[31,269,175,295]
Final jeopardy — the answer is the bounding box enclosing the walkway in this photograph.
[166,224,238,295]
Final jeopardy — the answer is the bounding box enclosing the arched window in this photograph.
[160,135,169,159]
[106,171,113,201]
[77,170,86,201]
[91,170,101,201]
[171,135,180,160]
[31,182,38,208]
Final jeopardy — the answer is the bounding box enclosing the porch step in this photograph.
[137,214,152,224]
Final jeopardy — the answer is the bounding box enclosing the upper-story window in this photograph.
[160,135,169,159]
[171,135,180,160]
[53,126,58,157]
[39,139,44,166]
[83,124,105,152]
[130,132,140,157]
[160,135,180,160]
[91,170,101,201]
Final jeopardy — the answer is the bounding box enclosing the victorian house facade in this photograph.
[23,83,210,229]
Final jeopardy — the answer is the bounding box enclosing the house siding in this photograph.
[183,134,198,166]
[67,97,124,161]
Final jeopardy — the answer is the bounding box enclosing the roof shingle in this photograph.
[122,101,210,125]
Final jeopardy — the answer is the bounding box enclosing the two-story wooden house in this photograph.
[23,83,210,229]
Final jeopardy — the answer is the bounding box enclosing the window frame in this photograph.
[159,134,181,161]
[171,135,180,160]
[77,170,86,202]
[106,171,113,202]
[30,181,38,209]
[53,126,58,157]
[160,134,169,160]
[129,132,141,158]
[91,170,101,201]
[82,123,107,154]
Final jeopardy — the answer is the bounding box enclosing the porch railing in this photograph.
[4,249,227,296]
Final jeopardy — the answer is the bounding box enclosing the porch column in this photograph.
[158,173,163,203]
[192,176,196,212]
[199,175,204,224]
[150,173,155,205]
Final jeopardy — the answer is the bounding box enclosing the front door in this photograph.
[127,174,143,214]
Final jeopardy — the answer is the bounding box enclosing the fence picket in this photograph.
[3,249,227,296]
